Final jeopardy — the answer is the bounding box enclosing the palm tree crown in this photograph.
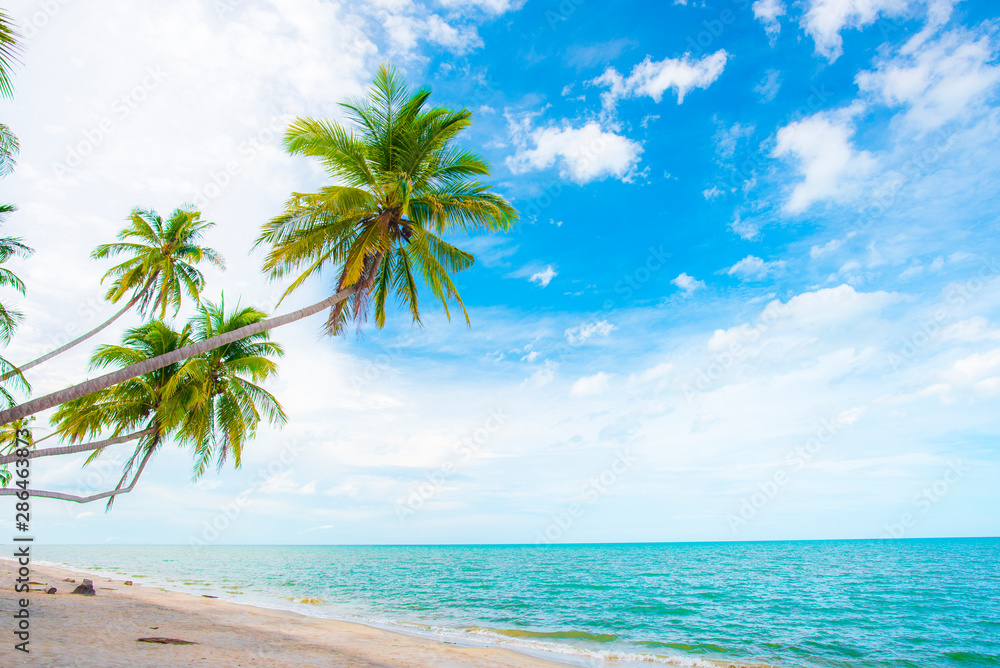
[94,207,225,319]
[179,297,286,478]
[256,64,517,334]
[51,302,285,506]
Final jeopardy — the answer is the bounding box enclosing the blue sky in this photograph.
[1,0,998,544]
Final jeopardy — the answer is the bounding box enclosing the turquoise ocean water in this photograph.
[35,539,999,667]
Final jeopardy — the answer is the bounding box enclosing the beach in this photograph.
[1,561,567,668]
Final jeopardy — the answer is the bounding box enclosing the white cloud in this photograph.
[506,117,644,184]
[755,68,782,102]
[772,113,876,213]
[593,50,728,112]
[779,284,896,325]
[631,362,674,384]
[950,348,1000,387]
[570,371,611,397]
[801,0,954,61]
[856,28,1000,130]
[671,273,706,295]
[523,359,558,388]
[726,255,786,280]
[437,0,526,14]
[730,213,764,241]
[715,122,755,159]
[811,237,846,258]
[565,320,616,345]
[753,0,786,41]
[530,265,557,287]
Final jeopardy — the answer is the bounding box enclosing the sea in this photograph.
[34,539,999,668]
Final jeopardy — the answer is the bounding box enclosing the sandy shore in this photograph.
[0,560,569,667]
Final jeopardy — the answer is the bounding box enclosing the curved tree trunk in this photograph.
[0,285,359,425]
[4,276,157,381]
[0,447,154,503]
[0,428,153,466]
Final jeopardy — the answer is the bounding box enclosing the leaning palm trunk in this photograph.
[0,428,153,466]
[0,284,359,425]
[5,276,157,380]
[0,448,154,503]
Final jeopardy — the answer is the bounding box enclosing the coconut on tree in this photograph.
[0,64,517,426]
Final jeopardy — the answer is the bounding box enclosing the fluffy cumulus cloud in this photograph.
[672,272,706,295]
[856,27,1000,130]
[726,255,786,280]
[801,0,955,61]
[753,0,787,40]
[772,112,876,213]
[570,371,612,397]
[506,116,644,184]
[593,50,728,112]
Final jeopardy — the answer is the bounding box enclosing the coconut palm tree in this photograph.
[0,219,32,408]
[10,206,225,378]
[0,9,19,100]
[48,321,200,507]
[179,296,286,478]
[0,302,286,505]
[0,417,32,487]
[0,123,17,176]
[0,64,517,425]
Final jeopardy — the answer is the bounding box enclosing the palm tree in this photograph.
[0,220,33,408]
[258,64,516,333]
[0,417,31,487]
[179,296,286,478]
[49,321,199,507]
[0,65,517,426]
[10,206,225,377]
[0,123,17,176]
[0,9,20,100]
[0,303,286,505]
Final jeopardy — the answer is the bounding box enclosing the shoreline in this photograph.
[1,560,573,667]
[2,558,773,668]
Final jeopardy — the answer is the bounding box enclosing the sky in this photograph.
[0,0,998,545]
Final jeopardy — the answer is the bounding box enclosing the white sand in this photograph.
[1,561,570,667]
